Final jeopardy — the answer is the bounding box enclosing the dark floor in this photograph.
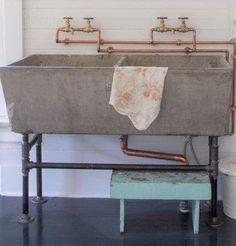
[0,197,236,246]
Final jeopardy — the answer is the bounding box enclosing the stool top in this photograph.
[111,171,210,184]
[220,157,236,176]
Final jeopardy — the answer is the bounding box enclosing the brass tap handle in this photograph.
[63,17,73,20]
[83,17,94,26]
[60,17,74,33]
[82,17,96,32]
[155,16,170,32]
[178,17,189,20]
[83,17,94,21]
[177,17,191,32]
[157,17,168,20]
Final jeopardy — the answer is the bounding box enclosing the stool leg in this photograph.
[120,199,125,233]
[192,200,200,234]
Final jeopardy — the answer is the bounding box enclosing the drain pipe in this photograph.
[120,135,189,164]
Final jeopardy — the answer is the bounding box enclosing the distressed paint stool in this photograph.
[110,171,211,234]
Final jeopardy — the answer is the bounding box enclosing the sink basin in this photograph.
[0,54,233,136]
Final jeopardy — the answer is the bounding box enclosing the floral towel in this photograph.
[109,66,168,130]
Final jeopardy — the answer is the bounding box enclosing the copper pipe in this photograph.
[150,28,172,45]
[56,29,60,43]
[230,43,236,135]
[100,47,194,54]
[192,29,197,50]
[56,27,101,50]
[120,135,189,164]
[151,27,197,50]
[57,39,97,44]
[97,29,102,51]
[99,47,229,58]
[56,37,235,46]
[72,28,102,51]
[195,49,230,61]
[105,40,233,45]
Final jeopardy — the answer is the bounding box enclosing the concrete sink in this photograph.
[0,54,233,136]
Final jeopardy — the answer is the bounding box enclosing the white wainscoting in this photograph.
[0,0,236,197]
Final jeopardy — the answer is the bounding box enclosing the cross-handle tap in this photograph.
[176,17,193,32]
[150,17,172,43]
[155,17,171,32]
[58,17,74,34]
[82,17,96,33]
[174,17,197,51]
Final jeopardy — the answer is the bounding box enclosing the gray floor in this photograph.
[0,197,236,246]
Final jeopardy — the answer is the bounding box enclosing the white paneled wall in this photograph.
[0,0,236,197]
[0,0,23,122]
[24,0,233,54]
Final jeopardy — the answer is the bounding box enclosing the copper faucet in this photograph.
[151,17,172,43]
[56,17,102,51]
[59,17,74,33]
[150,16,197,51]
[174,17,197,50]
[56,17,75,43]
[175,17,192,33]
[155,17,171,32]
[81,17,97,33]
[74,17,101,51]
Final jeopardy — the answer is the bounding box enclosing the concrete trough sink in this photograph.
[0,54,233,136]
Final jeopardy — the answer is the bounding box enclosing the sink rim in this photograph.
[1,53,233,71]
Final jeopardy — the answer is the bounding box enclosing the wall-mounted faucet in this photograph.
[174,17,197,50]
[150,17,172,43]
[156,17,171,32]
[82,17,96,33]
[59,17,74,33]
[56,17,102,51]
[150,16,197,51]
[56,17,75,43]
[175,17,194,33]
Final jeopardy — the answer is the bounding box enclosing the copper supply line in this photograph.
[231,43,236,135]
[56,38,235,46]
[150,28,197,51]
[56,29,102,51]
[120,135,189,164]
[99,47,230,61]
[56,37,230,61]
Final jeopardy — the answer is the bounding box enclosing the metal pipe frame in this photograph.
[206,136,223,228]
[18,134,35,224]
[28,162,209,171]
[18,133,222,226]
[28,134,39,151]
[31,134,48,204]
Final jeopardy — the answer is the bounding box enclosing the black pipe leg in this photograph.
[18,134,35,224]
[206,136,223,228]
[32,134,48,204]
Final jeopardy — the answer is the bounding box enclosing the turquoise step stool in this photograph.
[110,171,211,234]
